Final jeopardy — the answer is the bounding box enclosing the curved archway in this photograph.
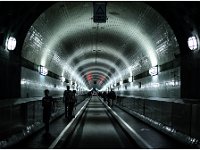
[22,1,179,92]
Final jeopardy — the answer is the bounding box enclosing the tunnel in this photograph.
[0,1,200,148]
[22,1,181,97]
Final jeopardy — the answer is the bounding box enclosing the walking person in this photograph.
[71,90,77,118]
[109,89,116,107]
[63,86,77,120]
[87,91,92,99]
[103,91,107,103]
[42,89,53,135]
[63,86,72,119]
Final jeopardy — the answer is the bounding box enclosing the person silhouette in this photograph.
[42,89,53,134]
[63,86,73,119]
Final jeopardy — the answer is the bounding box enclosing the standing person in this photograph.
[109,89,116,107]
[63,86,72,119]
[103,91,107,103]
[87,91,92,99]
[63,86,77,120]
[107,91,111,106]
[42,89,53,135]
[71,90,77,117]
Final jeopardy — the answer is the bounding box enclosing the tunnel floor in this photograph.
[9,96,193,149]
[62,96,139,148]
[112,105,192,149]
[9,99,87,149]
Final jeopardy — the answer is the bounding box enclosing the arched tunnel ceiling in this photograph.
[22,1,179,90]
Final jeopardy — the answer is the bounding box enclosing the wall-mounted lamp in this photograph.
[60,76,65,82]
[38,65,48,76]
[120,80,123,85]
[149,65,158,76]
[21,79,27,85]
[188,35,199,50]
[128,76,133,82]
[6,36,16,50]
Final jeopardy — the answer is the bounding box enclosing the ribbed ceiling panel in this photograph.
[22,2,179,90]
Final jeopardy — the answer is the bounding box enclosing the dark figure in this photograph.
[63,86,72,119]
[42,89,53,134]
[107,91,111,106]
[71,90,77,117]
[108,89,116,107]
[98,92,102,98]
[87,91,92,99]
[103,91,107,102]
[63,86,76,120]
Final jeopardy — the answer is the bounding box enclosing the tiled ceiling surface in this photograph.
[22,2,179,90]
